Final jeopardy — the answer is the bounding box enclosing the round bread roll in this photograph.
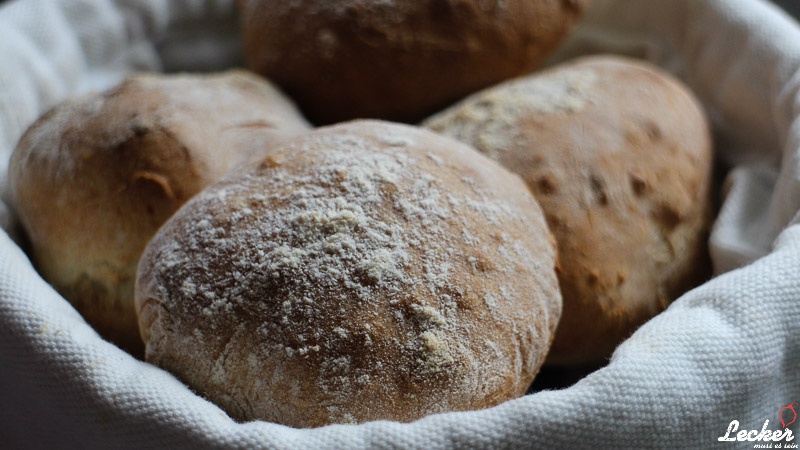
[9,70,311,355]
[240,0,588,125]
[135,120,561,427]
[424,55,714,365]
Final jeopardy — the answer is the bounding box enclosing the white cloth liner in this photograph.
[1,0,799,447]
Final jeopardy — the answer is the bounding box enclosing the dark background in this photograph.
[773,0,800,19]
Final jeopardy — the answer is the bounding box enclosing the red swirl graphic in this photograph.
[779,402,799,429]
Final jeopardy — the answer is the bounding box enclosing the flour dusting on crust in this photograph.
[424,68,598,159]
[137,120,561,426]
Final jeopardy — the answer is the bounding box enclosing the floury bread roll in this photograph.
[240,0,588,125]
[9,70,311,354]
[136,120,562,427]
[424,55,714,365]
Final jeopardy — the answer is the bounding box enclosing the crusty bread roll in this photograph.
[136,120,561,427]
[9,70,311,355]
[424,55,714,365]
[240,0,588,125]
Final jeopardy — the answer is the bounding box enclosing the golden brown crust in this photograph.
[424,55,714,365]
[9,70,311,355]
[136,120,561,426]
[240,0,587,125]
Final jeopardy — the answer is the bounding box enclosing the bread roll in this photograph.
[424,55,714,365]
[240,0,588,125]
[9,70,311,355]
[136,120,561,426]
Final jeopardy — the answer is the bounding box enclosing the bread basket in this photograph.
[1,0,799,447]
